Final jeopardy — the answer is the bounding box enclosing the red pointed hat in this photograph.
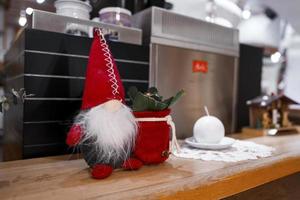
[81,28,125,110]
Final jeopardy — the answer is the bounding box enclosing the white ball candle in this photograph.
[193,107,225,144]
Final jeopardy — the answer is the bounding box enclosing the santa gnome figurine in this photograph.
[66,28,142,179]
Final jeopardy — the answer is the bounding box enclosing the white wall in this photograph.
[284,35,300,102]
[167,0,241,27]
[167,0,207,20]
[238,14,281,48]
[261,60,281,94]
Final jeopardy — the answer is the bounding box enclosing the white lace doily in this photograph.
[173,140,275,162]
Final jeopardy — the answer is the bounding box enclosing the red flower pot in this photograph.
[133,109,171,164]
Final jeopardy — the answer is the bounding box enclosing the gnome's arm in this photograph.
[66,125,82,147]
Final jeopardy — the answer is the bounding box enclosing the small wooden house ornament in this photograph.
[246,94,298,130]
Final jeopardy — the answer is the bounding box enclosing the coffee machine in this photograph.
[133,7,239,138]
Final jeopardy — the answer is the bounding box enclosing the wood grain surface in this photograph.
[1,133,300,200]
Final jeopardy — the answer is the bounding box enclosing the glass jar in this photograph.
[99,7,132,27]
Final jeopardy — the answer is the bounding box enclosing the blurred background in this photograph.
[1,0,300,102]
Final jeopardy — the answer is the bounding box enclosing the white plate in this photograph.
[185,137,235,150]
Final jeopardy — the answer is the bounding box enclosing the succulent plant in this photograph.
[128,86,184,112]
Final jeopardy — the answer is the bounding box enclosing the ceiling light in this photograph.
[18,16,27,27]
[205,16,212,22]
[18,10,27,27]
[242,10,251,20]
[270,52,281,63]
[36,0,45,4]
[26,7,33,15]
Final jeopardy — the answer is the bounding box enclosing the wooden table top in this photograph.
[1,133,300,200]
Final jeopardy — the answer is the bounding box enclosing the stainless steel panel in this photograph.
[133,7,239,57]
[151,44,237,138]
[30,10,142,45]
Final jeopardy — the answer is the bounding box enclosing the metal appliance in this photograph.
[133,7,239,138]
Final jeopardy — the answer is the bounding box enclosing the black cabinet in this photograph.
[236,44,263,131]
[3,29,149,160]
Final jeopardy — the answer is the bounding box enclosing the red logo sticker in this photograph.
[193,60,208,73]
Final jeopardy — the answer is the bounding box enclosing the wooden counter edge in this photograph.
[159,156,300,200]
[2,134,300,200]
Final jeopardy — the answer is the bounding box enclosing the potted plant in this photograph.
[128,86,184,164]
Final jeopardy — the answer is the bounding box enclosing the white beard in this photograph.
[75,103,137,165]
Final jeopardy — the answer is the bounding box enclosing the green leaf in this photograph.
[132,92,168,111]
[162,96,173,106]
[132,92,149,111]
[130,87,184,111]
[147,87,163,101]
[127,86,138,102]
[147,97,168,111]
[167,90,185,107]
[150,94,163,101]
[147,87,158,95]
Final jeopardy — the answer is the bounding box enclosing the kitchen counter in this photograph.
[1,133,300,200]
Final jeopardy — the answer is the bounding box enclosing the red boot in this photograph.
[91,164,113,179]
[122,158,143,170]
